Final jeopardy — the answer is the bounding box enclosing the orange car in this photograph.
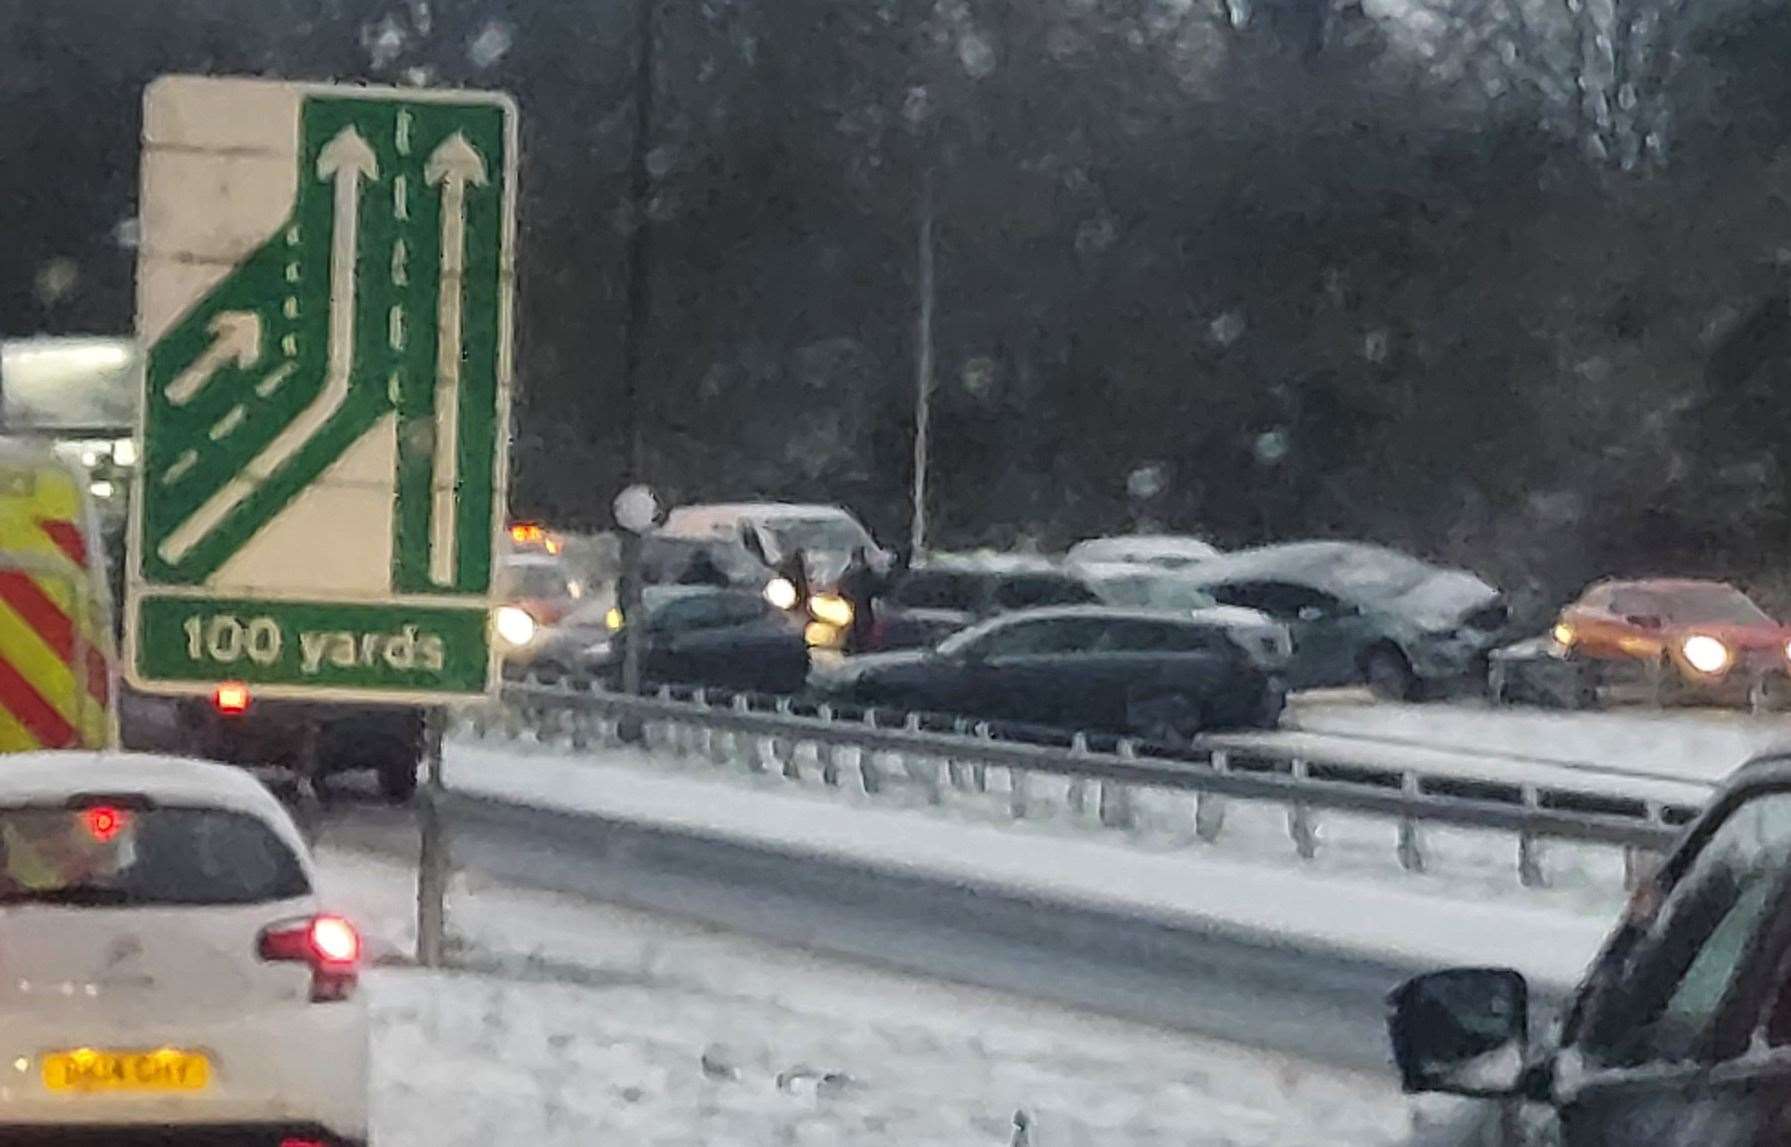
[1554,578,1791,701]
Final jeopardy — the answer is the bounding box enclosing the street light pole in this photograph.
[619,0,657,482]
[909,168,936,559]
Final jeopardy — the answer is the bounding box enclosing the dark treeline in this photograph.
[6,0,1791,612]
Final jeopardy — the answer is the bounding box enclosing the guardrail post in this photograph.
[1101,742,1136,829]
[948,720,974,792]
[1396,771,1424,873]
[774,697,801,779]
[859,711,883,795]
[1005,728,1030,820]
[1625,804,1666,891]
[816,706,842,786]
[904,713,944,804]
[729,694,757,771]
[1518,786,1546,888]
[1194,750,1228,842]
[1287,757,1319,860]
[1066,736,1090,819]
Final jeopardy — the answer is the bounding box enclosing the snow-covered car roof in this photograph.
[914,551,1063,575]
[662,502,864,531]
[1065,535,1221,566]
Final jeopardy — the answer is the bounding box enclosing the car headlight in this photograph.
[605,607,624,631]
[1552,622,1575,648]
[1681,634,1731,675]
[764,577,800,611]
[809,593,854,627]
[494,605,539,648]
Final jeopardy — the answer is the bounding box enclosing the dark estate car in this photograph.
[1186,541,1508,700]
[814,605,1287,736]
[871,559,1100,651]
[525,585,810,696]
[1390,756,1791,1147]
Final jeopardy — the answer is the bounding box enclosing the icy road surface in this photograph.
[324,851,1410,1146]
[1289,690,1791,784]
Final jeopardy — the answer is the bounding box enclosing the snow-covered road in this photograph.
[1287,690,1791,784]
[322,850,1412,1146]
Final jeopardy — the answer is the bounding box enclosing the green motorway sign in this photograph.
[126,76,516,702]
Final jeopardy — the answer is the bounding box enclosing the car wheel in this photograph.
[375,743,420,804]
[1126,690,1204,744]
[1365,647,1419,702]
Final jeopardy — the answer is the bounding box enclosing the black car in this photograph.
[531,586,810,696]
[1388,755,1791,1147]
[815,606,1286,736]
[871,559,1100,651]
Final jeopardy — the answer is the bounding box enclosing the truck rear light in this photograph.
[258,914,361,1002]
[213,681,251,715]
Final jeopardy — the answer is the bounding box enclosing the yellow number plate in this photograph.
[41,1048,211,1093]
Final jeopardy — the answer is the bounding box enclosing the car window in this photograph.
[891,570,986,610]
[0,805,308,907]
[972,617,1106,657]
[993,574,1098,609]
[1572,790,1791,1067]
[651,594,753,632]
[1097,619,1228,654]
[1212,581,1341,621]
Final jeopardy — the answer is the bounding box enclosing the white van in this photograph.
[659,502,888,585]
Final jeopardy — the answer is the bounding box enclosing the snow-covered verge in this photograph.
[318,849,1413,1146]
[1289,691,1791,784]
[440,736,1615,991]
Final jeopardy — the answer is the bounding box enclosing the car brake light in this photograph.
[280,1139,328,1147]
[258,914,361,1002]
[212,681,251,715]
[82,805,126,843]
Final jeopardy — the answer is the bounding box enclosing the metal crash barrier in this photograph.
[476,676,1710,890]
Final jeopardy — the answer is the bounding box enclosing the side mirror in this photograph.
[1297,605,1328,623]
[1388,968,1529,1098]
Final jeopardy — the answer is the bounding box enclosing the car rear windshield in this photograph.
[0,805,309,907]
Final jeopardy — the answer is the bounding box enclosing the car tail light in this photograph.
[212,681,251,715]
[281,1139,328,1147]
[258,914,361,1002]
[82,805,127,843]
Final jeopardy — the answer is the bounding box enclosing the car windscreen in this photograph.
[761,516,873,560]
[1656,585,1775,627]
[0,805,309,907]
[1316,547,1435,601]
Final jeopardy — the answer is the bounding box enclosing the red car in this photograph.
[1553,578,1791,704]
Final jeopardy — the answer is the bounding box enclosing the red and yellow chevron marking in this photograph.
[0,468,113,752]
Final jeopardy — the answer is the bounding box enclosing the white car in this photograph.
[0,752,369,1145]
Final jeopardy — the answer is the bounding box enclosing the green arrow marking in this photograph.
[140,94,508,595]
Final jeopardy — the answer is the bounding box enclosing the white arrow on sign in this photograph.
[165,311,261,406]
[159,127,378,566]
[424,132,488,586]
